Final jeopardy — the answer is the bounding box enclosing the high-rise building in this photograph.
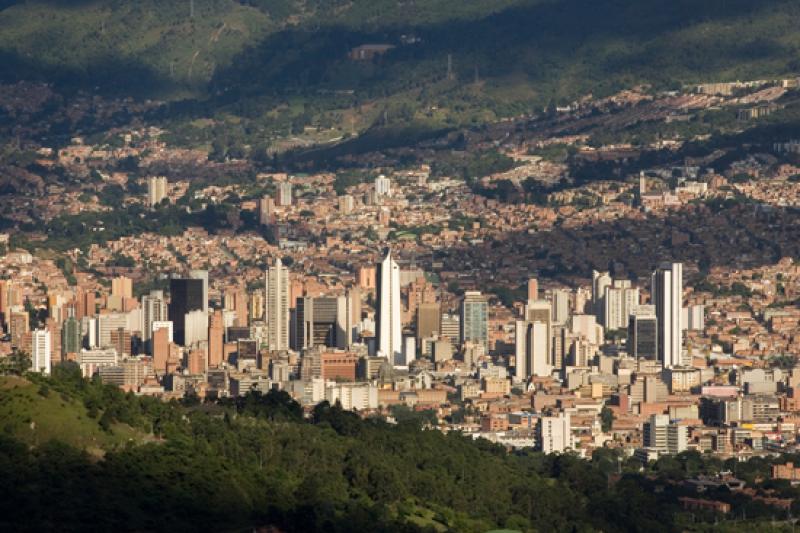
[515,320,550,379]
[9,309,29,349]
[266,258,290,351]
[416,302,441,343]
[168,278,205,346]
[111,276,133,300]
[97,312,128,348]
[62,315,82,356]
[249,291,265,323]
[259,195,275,225]
[592,270,612,320]
[374,175,391,197]
[141,290,167,349]
[151,323,172,374]
[551,289,570,325]
[31,329,51,375]
[629,305,658,360]
[296,296,340,350]
[277,182,293,206]
[652,262,684,368]
[147,176,168,207]
[376,249,402,365]
[460,291,488,349]
[603,284,639,331]
[208,310,224,368]
[189,270,209,314]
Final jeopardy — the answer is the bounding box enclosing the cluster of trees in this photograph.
[2,367,800,531]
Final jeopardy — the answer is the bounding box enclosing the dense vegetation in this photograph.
[1,367,800,531]
[2,0,800,142]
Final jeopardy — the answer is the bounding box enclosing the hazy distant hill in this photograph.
[1,0,800,129]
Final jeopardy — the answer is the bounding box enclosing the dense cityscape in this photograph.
[6,1,800,531]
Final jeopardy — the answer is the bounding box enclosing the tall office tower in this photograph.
[249,291,265,322]
[31,329,51,375]
[440,313,460,341]
[551,289,570,325]
[277,182,293,206]
[208,310,224,368]
[152,325,171,375]
[62,315,82,356]
[525,299,553,367]
[111,276,133,300]
[340,288,361,349]
[168,278,205,346]
[603,284,640,331]
[374,175,392,197]
[527,278,539,303]
[97,312,127,348]
[628,305,658,360]
[592,270,612,321]
[652,262,684,368]
[75,288,96,320]
[515,320,550,379]
[416,302,441,343]
[295,296,340,350]
[147,176,168,207]
[259,195,275,225]
[643,414,687,454]
[376,249,402,365]
[189,270,209,314]
[141,290,167,350]
[183,309,208,346]
[460,291,488,349]
[266,258,290,351]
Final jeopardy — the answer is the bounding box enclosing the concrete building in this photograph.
[460,291,488,349]
[376,249,402,365]
[652,262,684,368]
[147,176,167,207]
[266,258,290,351]
[538,412,573,453]
[31,329,51,375]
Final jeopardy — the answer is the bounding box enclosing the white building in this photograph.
[652,262,684,368]
[277,182,293,206]
[325,382,379,411]
[604,284,639,331]
[147,176,167,207]
[375,175,392,197]
[78,348,118,377]
[376,249,402,366]
[31,329,51,375]
[266,258,290,350]
[538,412,573,453]
[515,320,550,379]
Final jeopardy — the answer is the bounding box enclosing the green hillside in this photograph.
[0,367,799,531]
[0,375,146,453]
[1,0,799,109]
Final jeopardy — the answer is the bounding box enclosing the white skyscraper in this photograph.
[376,249,402,365]
[652,262,684,369]
[31,329,51,375]
[515,320,550,379]
[375,175,392,197]
[604,284,639,331]
[266,258,290,351]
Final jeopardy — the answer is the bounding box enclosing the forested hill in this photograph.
[0,367,797,532]
[0,0,799,112]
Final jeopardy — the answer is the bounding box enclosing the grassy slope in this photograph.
[0,375,140,453]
